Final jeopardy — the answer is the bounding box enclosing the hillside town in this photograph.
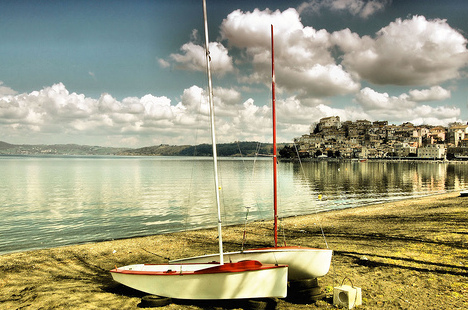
[289,116,468,160]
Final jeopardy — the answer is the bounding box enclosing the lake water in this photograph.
[1,155,467,255]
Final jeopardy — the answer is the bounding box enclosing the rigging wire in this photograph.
[238,141,266,248]
[292,141,336,286]
[241,206,251,251]
[275,153,288,247]
[292,142,330,249]
[179,92,205,257]
[177,51,220,257]
[142,248,171,261]
[252,142,267,221]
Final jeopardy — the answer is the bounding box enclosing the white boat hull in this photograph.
[111,260,288,299]
[170,246,332,280]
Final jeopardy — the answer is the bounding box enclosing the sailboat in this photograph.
[170,25,332,281]
[110,1,288,299]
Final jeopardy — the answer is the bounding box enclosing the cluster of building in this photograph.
[293,116,468,160]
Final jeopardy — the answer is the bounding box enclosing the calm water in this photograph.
[1,156,467,255]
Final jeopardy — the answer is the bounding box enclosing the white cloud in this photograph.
[0,81,462,146]
[170,42,206,71]
[0,83,199,146]
[220,8,360,100]
[0,97,29,122]
[158,58,170,68]
[230,99,270,140]
[408,86,451,102]
[335,16,468,86]
[359,0,389,18]
[273,97,371,138]
[221,8,304,49]
[141,94,174,121]
[281,64,359,99]
[0,82,17,96]
[220,8,468,99]
[355,87,460,125]
[180,85,209,116]
[356,87,413,110]
[0,82,324,145]
[3,7,468,147]
[212,87,242,117]
[169,42,233,75]
[412,105,460,120]
[298,0,390,19]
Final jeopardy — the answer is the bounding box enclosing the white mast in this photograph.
[271,24,278,247]
[202,0,224,265]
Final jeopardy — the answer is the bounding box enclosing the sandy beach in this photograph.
[1,191,467,309]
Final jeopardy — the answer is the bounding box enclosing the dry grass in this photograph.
[1,192,467,309]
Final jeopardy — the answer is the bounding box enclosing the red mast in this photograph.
[271,24,278,248]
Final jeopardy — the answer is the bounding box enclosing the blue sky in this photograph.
[1,0,468,147]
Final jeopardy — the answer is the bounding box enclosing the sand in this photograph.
[1,191,467,309]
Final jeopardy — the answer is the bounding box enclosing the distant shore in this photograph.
[1,191,467,309]
[0,141,281,157]
[280,156,468,163]
[3,140,468,163]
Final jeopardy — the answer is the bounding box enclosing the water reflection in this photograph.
[290,161,467,208]
[1,156,468,255]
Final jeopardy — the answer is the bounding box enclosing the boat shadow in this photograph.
[171,297,278,310]
[335,250,468,276]
[105,284,280,309]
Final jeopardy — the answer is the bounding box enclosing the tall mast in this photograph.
[203,0,224,265]
[271,24,278,247]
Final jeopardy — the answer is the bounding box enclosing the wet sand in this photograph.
[1,192,467,309]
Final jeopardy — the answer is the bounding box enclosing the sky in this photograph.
[1,0,468,147]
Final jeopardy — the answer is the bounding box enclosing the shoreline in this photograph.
[1,191,467,309]
[0,189,459,257]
